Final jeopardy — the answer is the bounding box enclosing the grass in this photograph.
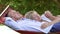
[0,0,60,15]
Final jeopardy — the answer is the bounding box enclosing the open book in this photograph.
[0,4,9,17]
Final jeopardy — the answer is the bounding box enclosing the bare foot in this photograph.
[44,11,53,18]
[44,11,56,20]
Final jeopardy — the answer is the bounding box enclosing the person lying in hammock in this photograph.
[0,8,60,33]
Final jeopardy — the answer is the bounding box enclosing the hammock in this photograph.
[16,30,60,34]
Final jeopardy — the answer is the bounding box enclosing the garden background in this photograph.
[0,0,60,15]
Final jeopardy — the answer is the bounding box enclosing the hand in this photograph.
[41,23,49,29]
[0,17,5,24]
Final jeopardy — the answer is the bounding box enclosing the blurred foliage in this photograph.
[0,0,60,15]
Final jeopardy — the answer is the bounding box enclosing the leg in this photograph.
[57,15,60,18]
[51,22,60,32]
[44,11,60,31]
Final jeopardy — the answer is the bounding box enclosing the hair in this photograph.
[25,11,37,20]
[7,8,23,21]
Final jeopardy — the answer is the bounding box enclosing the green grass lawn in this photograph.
[0,0,60,15]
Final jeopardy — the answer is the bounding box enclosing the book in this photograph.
[0,4,9,17]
